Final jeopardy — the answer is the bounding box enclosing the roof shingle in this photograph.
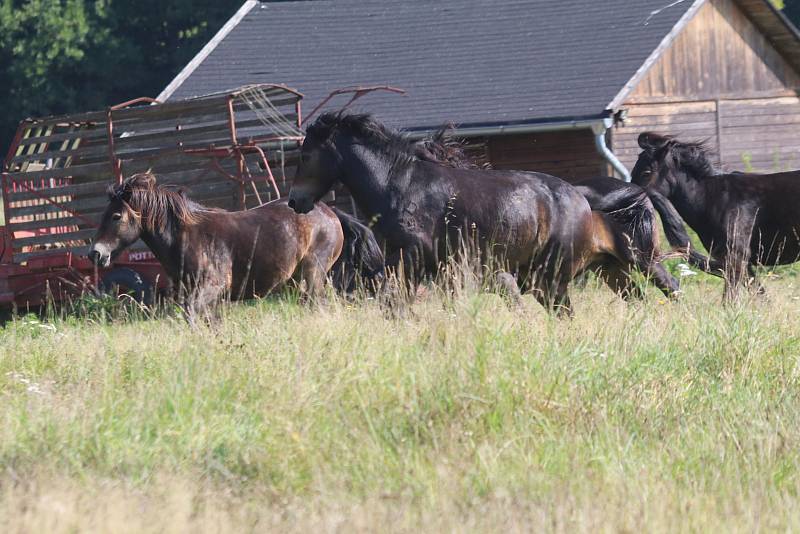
[166,0,698,131]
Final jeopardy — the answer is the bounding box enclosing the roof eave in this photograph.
[404,114,611,139]
[157,0,259,102]
[733,0,800,76]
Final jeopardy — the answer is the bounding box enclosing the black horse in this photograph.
[633,132,800,299]
[330,207,386,294]
[288,113,659,314]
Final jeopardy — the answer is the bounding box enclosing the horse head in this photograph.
[632,132,715,197]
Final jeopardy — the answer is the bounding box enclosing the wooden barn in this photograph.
[159,0,800,183]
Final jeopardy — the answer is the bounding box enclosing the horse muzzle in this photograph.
[88,247,112,268]
[288,193,314,214]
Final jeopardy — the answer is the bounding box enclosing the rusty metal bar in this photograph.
[295,100,302,130]
[227,96,246,210]
[301,85,406,126]
[248,145,281,200]
[107,97,163,183]
[106,108,123,183]
[109,97,161,111]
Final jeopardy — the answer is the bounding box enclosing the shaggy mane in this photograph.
[305,113,485,170]
[639,132,717,178]
[109,173,202,231]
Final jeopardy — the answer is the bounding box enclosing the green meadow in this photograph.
[2,269,800,532]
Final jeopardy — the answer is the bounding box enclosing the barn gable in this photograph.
[628,0,800,102]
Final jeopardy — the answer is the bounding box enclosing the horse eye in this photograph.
[112,213,122,221]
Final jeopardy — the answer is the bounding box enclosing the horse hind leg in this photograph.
[589,211,670,300]
[494,271,523,308]
[542,280,573,318]
[296,255,328,303]
[648,261,681,299]
[531,270,574,317]
[598,263,645,300]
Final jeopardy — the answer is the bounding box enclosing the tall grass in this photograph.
[1,270,800,532]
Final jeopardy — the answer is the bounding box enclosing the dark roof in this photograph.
[160,0,782,131]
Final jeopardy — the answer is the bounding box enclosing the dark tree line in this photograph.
[0,0,241,151]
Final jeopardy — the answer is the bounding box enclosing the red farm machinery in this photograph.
[0,84,305,310]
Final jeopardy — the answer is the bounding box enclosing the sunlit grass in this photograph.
[2,269,800,532]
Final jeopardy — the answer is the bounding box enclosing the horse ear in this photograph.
[638,132,672,151]
[131,172,156,189]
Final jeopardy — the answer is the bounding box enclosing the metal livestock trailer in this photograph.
[0,84,305,310]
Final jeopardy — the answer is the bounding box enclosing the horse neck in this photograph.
[668,171,711,230]
[337,140,406,219]
[138,214,191,281]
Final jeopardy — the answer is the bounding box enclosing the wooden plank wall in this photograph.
[627,0,800,103]
[612,97,800,174]
[719,96,800,172]
[611,102,720,171]
[488,130,607,181]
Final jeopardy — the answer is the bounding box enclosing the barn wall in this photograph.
[613,0,800,174]
[612,101,720,171]
[718,96,800,172]
[628,0,800,102]
[488,130,607,181]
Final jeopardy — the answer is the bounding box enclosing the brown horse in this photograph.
[633,132,800,300]
[88,173,343,313]
[288,113,657,315]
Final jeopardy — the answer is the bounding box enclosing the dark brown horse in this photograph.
[633,132,800,299]
[414,129,680,298]
[88,173,343,313]
[288,113,656,314]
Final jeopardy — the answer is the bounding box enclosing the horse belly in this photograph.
[752,227,800,265]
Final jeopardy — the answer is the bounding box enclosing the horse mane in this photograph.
[414,124,488,170]
[306,112,416,162]
[638,132,717,178]
[108,173,202,231]
[306,112,486,170]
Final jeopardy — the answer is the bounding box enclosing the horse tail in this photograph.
[648,190,724,277]
[588,187,658,262]
[331,207,386,293]
[590,190,681,297]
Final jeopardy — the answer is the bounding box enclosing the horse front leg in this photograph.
[722,214,756,303]
[722,246,751,302]
[648,261,681,299]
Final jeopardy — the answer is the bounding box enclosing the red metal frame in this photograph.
[302,85,407,125]
[0,86,303,310]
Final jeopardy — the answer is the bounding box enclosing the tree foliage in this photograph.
[0,0,240,151]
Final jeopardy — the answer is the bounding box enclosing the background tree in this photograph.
[0,0,240,152]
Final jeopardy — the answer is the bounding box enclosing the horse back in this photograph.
[418,163,594,264]
[197,199,342,295]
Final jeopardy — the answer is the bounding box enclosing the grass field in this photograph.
[2,269,800,532]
